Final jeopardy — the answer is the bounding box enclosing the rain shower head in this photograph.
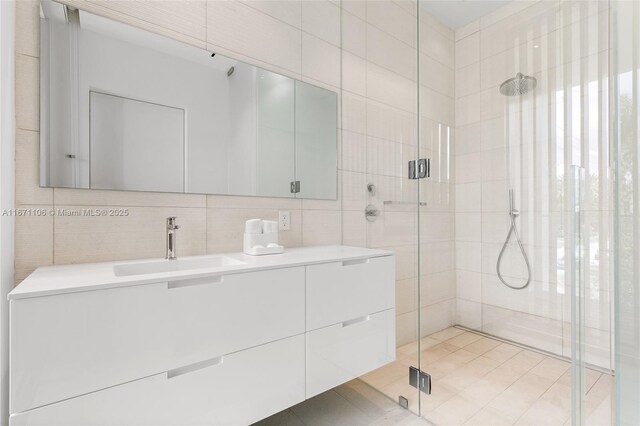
[499,72,537,96]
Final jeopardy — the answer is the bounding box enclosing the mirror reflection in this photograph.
[40,4,337,199]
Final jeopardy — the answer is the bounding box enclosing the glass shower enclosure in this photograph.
[353,0,619,424]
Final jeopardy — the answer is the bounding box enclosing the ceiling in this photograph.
[420,0,512,29]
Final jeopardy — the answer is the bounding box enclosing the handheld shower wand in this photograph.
[496,189,531,290]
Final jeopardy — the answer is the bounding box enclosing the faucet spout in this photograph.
[166,217,179,260]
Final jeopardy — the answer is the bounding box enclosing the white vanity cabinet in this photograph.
[8,246,395,426]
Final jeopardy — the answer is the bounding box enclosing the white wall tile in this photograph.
[240,0,301,28]
[455,183,481,213]
[456,270,482,302]
[367,24,416,82]
[302,0,340,46]
[420,300,455,336]
[455,153,481,184]
[341,0,366,21]
[455,212,482,242]
[15,205,54,281]
[421,53,454,97]
[15,54,39,131]
[455,62,480,98]
[15,0,39,57]
[455,93,481,126]
[302,33,341,87]
[85,0,207,44]
[455,123,482,155]
[341,10,367,58]
[302,209,342,246]
[342,92,368,134]
[422,270,456,306]
[16,130,53,205]
[366,0,417,48]
[342,210,366,246]
[456,241,482,272]
[420,24,454,69]
[456,299,482,329]
[207,1,302,74]
[455,32,480,68]
[342,52,367,96]
[367,63,417,114]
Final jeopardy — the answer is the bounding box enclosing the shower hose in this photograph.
[496,190,531,290]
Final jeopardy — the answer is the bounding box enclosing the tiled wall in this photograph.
[14,0,455,347]
[453,0,612,368]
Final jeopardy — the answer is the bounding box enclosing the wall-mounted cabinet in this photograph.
[9,247,395,425]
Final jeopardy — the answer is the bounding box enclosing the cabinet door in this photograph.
[306,309,395,398]
[9,335,306,426]
[10,282,169,414]
[306,255,395,330]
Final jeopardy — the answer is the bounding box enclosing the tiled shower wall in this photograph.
[453,0,612,368]
[14,0,455,346]
[339,1,456,346]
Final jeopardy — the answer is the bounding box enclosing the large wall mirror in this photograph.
[39,2,338,199]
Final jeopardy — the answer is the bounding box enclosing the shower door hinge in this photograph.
[290,181,300,194]
[408,159,430,180]
[409,366,432,394]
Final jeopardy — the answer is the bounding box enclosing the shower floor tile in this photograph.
[360,327,613,426]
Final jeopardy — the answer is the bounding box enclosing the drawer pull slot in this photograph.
[168,275,224,289]
[168,356,224,379]
[342,315,370,328]
[342,258,370,267]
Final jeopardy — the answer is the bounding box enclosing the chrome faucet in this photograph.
[166,217,179,260]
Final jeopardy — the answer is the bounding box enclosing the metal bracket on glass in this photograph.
[398,396,409,409]
[290,181,301,194]
[409,366,432,395]
[408,159,430,179]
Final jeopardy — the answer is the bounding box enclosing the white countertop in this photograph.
[9,245,394,300]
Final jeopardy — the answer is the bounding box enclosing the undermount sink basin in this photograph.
[113,256,246,277]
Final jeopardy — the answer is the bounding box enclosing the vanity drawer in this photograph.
[166,266,305,367]
[9,334,306,426]
[306,309,395,398]
[306,255,395,330]
[10,283,169,414]
[10,267,305,414]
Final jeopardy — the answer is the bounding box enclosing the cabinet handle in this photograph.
[342,258,370,267]
[168,275,224,289]
[167,355,224,379]
[342,315,370,327]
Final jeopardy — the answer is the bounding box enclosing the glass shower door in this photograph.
[351,0,423,416]
[612,1,640,424]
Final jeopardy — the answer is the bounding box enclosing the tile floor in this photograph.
[253,379,432,426]
[359,327,613,426]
